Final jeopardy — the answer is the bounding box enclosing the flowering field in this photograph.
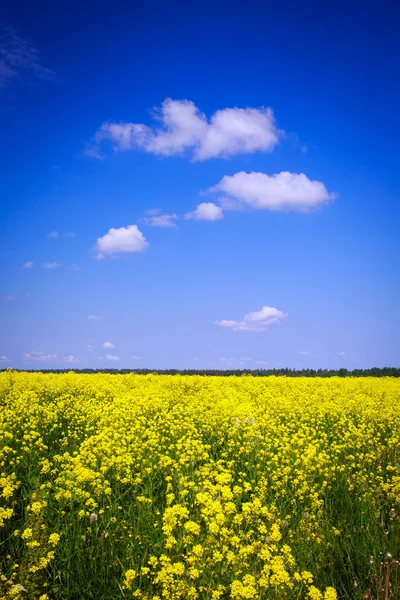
[0,373,399,600]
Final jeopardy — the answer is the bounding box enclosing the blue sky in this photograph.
[1,0,399,370]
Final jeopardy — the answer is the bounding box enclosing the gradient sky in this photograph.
[1,0,399,370]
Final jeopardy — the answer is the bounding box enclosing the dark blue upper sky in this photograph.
[1,0,399,369]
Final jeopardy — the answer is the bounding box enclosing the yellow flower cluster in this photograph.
[0,372,399,599]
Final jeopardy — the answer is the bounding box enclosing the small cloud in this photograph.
[103,341,114,349]
[22,261,34,269]
[255,360,268,366]
[6,295,18,301]
[0,355,11,363]
[95,224,148,259]
[47,231,59,238]
[131,355,141,361]
[145,213,179,228]
[216,305,287,332]
[63,355,80,364]
[87,344,93,352]
[23,351,56,363]
[63,232,76,238]
[105,354,120,361]
[88,315,103,321]
[336,351,345,357]
[298,351,311,357]
[42,262,61,269]
[185,202,223,221]
[68,264,79,271]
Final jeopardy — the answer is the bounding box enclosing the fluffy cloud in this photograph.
[42,262,61,269]
[146,212,179,228]
[23,351,56,363]
[105,354,120,361]
[210,171,336,212]
[88,315,103,321]
[185,202,224,221]
[88,98,280,161]
[22,261,33,269]
[216,306,287,332]
[95,225,148,258]
[103,341,114,349]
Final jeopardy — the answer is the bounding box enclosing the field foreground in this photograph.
[0,373,399,600]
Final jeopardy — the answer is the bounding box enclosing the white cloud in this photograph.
[95,224,148,258]
[87,345,93,352]
[336,351,345,357]
[185,202,224,221]
[63,232,76,238]
[6,295,18,301]
[88,98,280,161]
[298,350,311,357]
[103,341,114,349]
[216,305,287,332]
[105,354,120,361]
[47,231,59,238]
[42,262,61,269]
[88,315,103,321]
[23,351,56,363]
[146,213,179,228]
[63,355,80,364]
[0,355,11,363]
[22,261,33,269]
[131,355,141,361]
[210,171,336,212]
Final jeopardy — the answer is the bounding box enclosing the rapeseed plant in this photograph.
[0,373,399,599]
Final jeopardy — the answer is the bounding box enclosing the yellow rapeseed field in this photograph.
[0,372,399,600]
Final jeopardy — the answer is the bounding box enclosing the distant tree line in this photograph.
[2,367,400,377]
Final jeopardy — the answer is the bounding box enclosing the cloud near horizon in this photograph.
[216,305,287,332]
[23,351,56,363]
[87,98,281,161]
[210,171,336,212]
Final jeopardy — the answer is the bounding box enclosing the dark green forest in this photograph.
[2,367,399,377]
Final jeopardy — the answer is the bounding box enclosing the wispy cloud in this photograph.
[88,315,103,321]
[87,98,281,161]
[216,306,287,332]
[23,351,56,363]
[104,354,120,361]
[145,211,179,228]
[0,25,55,89]
[0,355,11,363]
[63,355,81,364]
[95,224,148,259]
[47,231,76,239]
[22,261,34,269]
[298,350,311,357]
[42,262,61,269]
